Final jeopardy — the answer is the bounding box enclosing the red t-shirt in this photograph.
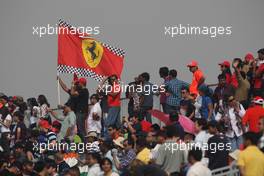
[254,64,264,89]
[242,105,264,133]
[225,73,232,84]
[231,73,238,88]
[190,69,204,95]
[107,82,121,107]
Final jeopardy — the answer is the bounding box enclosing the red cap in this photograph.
[187,60,198,67]
[79,77,87,86]
[252,96,264,105]
[219,60,230,67]
[39,119,50,129]
[245,53,254,62]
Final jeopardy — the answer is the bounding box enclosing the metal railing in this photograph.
[211,163,240,176]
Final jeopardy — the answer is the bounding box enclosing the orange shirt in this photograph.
[190,69,204,95]
[242,105,264,132]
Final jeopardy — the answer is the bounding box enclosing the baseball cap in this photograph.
[113,137,125,148]
[86,131,98,138]
[252,96,264,105]
[218,60,230,67]
[79,77,87,86]
[244,53,254,62]
[39,119,50,129]
[187,60,198,67]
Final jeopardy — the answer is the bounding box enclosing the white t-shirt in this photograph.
[87,163,102,176]
[187,161,211,176]
[87,102,102,134]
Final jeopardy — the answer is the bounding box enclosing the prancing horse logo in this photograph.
[82,39,103,68]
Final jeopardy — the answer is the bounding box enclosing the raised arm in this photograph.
[58,76,70,93]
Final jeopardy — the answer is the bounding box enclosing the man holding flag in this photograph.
[56,20,125,139]
[58,76,89,141]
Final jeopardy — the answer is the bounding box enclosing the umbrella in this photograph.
[148,109,195,134]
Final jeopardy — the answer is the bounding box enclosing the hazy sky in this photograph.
[1,0,264,106]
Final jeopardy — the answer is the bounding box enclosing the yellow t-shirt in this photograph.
[136,148,151,164]
[237,146,264,176]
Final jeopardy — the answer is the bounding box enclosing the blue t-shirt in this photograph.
[200,96,212,119]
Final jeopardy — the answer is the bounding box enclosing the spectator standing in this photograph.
[187,61,205,96]
[237,132,264,176]
[165,69,189,113]
[159,67,170,114]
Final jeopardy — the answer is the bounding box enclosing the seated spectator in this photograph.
[259,118,264,152]
[237,132,264,176]
[34,161,49,176]
[136,137,151,164]
[155,125,187,175]
[242,96,264,132]
[187,148,211,176]
[100,158,119,176]
[54,152,70,175]
[169,111,185,139]
[112,138,136,176]
[21,160,35,176]
[207,121,230,170]
[107,124,120,140]
[194,118,211,150]
[86,152,102,176]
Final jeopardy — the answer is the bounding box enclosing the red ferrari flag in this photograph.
[57,20,125,81]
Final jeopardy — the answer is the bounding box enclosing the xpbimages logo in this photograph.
[98,82,166,95]
[164,141,232,154]
[32,24,100,37]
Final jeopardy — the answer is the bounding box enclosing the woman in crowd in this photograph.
[100,158,119,176]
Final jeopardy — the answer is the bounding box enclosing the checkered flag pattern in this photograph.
[102,43,125,58]
[58,19,125,58]
[57,65,105,82]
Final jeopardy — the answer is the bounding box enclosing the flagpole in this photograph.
[57,72,61,105]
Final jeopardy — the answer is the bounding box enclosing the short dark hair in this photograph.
[258,48,264,55]
[169,69,177,78]
[124,138,135,148]
[13,111,24,121]
[195,118,208,130]
[86,152,101,163]
[64,166,80,176]
[136,137,147,148]
[34,161,46,173]
[169,111,179,122]
[151,123,160,132]
[181,86,190,92]
[100,158,113,170]
[141,72,150,81]
[188,148,203,161]
[218,74,226,80]
[243,132,261,145]
[90,94,99,101]
[159,67,169,77]
[165,125,179,138]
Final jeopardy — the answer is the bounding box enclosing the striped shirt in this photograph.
[47,131,57,143]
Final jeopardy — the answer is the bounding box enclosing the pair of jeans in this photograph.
[104,106,120,138]
[76,112,86,141]
[228,135,243,152]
